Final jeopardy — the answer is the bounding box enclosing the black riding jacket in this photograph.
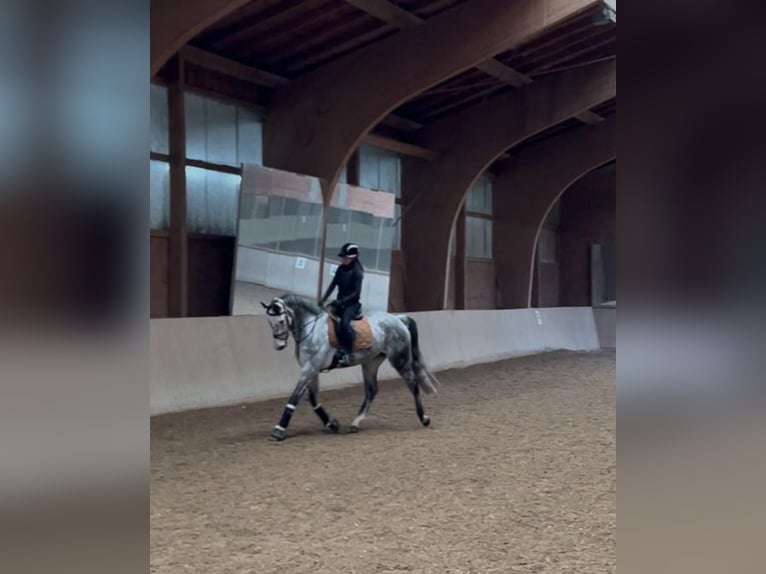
[321,260,364,309]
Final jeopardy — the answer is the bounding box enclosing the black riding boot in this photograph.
[338,345,354,367]
[336,305,358,367]
[336,327,355,366]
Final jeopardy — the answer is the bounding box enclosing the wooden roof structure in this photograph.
[153,0,616,166]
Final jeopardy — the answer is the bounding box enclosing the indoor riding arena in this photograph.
[151,1,616,572]
[152,350,615,573]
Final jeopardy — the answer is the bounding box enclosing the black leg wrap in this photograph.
[278,406,294,429]
[326,416,340,432]
[313,405,330,425]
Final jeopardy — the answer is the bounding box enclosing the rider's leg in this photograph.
[338,304,357,366]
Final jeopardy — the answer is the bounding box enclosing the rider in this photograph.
[320,242,364,367]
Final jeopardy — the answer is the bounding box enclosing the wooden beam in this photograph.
[344,0,421,27]
[181,45,287,87]
[152,0,249,77]
[167,55,188,318]
[345,149,361,185]
[342,0,534,88]
[362,133,438,160]
[400,59,615,311]
[244,5,373,67]
[454,204,466,310]
[234,3,351,59]
[281,24,393,74]
[420,83,503,121]
[182,45,420,132]
[203,1,314,50]
[534,32,615,73]
[379,114,423,131]
[574,110,605,124]
[151,153,243,176]
[475,59,532,87]
[266,0,602,192]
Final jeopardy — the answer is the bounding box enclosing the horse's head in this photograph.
[261,298,293,350]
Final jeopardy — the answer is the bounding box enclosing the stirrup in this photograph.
[320,350,344,373]
[337,350,354,367]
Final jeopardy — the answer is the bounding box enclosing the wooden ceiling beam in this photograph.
[265,0,602,192]
[281,23,393,74]
[574,110,605,124]
[536,37,616,72]
[474,59,531,87]
[379,114,424,131]
[207,0,326,51]
[419,83,503,121]
[362,133,438,160]
[152,0,253,78]
[181,45,423,134]
[343,0,421,28]
[181,45,287,87]
[342,0,533,88]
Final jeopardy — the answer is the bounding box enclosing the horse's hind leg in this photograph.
[307,376,339,433]
[350,354,385,432]
[389,352,430,427]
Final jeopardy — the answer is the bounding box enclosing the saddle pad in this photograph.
[327,315,373,350]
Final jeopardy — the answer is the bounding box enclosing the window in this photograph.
[391,204,402,250]
[325,207,351,260]
[538,229,558,263]
[292,201,323,257]
[466,174,492,215]
[150,84,170,231]
[186,167,241,236]
[463,172,493,258]
[377,217,394,271]
[185,92,263,167]
[358,143,401,197]
[466,216,492,258]
[150,84,169,154]
[150,160,170,230]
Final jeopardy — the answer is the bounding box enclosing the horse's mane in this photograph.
[279,293,322,319]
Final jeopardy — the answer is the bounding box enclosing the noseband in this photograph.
[273,331,289,342]
[266,299,294,342]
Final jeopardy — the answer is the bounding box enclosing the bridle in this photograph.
[266,298,320,345]
[266,299,292,343]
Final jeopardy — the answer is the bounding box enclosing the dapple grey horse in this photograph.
[261,294,439,441]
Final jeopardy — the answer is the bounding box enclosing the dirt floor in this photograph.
[151,350,615,574]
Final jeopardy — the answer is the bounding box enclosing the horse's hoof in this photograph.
[348,425,360,433]
[269,427,286,441]
[421,415,431,427]
[325,417,340,433]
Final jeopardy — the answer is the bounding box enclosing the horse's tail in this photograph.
[400,315,440,395]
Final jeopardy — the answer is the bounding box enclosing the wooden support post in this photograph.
[346,149,360,186]
[167,55,188,317]
[316,180,332,302]
[454,204,467,310]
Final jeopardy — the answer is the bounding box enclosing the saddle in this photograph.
[327,313,373,350]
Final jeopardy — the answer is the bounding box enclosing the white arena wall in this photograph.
[151,307,602,415]
[593,306,616,348]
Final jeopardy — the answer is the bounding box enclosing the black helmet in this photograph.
[338,242,359,258]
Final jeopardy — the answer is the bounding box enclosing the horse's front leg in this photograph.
[270,367,317,441]
[306,375,339,433]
